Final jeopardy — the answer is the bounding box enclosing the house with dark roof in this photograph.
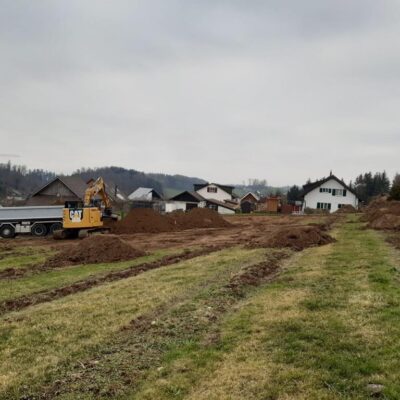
[165,183,237,214]
[193,183,234,202]
[194,183,236,214]
[165,191,206,212]
[239,192,259,214]
[26,176,88,206]
[302,173,359,213]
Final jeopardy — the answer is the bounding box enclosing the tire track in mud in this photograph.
[0,246,224,316]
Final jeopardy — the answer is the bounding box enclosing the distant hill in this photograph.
[0,162,55,199]
[147,173,206,193]
[0,163,207,201]
[0,162,289,202]
[74,167,206,197]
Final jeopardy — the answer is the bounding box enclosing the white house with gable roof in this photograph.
[302,174,359,213]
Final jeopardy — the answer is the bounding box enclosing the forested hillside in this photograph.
[0,163,206,200]
[0,162,55,198]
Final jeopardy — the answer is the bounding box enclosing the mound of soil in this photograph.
[368,214,400,230]
[169,208,231,230]
[44,235,146,267]
[247,226,335,251]
[111,209,176,234]
[362,198,400,231]
[111,207,231,234]
[335,205,357,213]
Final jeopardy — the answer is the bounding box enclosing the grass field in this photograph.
[1,216,400,399]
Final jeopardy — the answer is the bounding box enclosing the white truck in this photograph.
[0,206,63,238]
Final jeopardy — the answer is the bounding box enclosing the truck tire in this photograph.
[0,225,15,239]
[49,223,63,235]
[32,224,48,237]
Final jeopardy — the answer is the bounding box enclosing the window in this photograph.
[319,188,331,193]
[317,202,331,210]
[333,189,346,197]
[207,186,217,193]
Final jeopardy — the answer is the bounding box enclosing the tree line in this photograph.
[1,162,399,203]
[0,162,55,198]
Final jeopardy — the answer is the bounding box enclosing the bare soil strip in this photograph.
[0,246,223,316]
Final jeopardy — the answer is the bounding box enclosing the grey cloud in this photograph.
[0,0,399,185]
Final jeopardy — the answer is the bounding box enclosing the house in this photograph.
[204,198,236,214]
[128,187,163,202]
[26,176,88,206]
[166,182,237,215]
[165,191,205,212]
[240,192,259,204]
[240,192,259,214]
[193,183,236,214]
[302,174,359,213]
[257,196,281,213]
[193,183,234,202]
[128,187,163,210]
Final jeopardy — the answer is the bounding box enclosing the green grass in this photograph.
[0,246,53,272]
[0,247,267,397]
[3,217,400,399]
[0,249,176,304]
[127,218,400,400]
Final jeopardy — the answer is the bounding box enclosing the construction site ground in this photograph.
[1,212,400,399]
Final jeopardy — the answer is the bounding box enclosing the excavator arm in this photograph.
[84,177,112,209]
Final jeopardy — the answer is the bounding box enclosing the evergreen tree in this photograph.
[390,173,400,200]
[287,185,301,204]
[354,171,391,203]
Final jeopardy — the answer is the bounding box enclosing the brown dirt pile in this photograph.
[44,235,146,267]
[247,225,335,251]
[111,208,231,234]
[335,205,357,213]
[169,208,231,230]
[111,209,176,234]
[368,214,400,230]
[362,197,400,230]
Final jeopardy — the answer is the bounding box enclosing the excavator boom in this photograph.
[84,177,112,209]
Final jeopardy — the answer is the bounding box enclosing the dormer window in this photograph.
[207,186,217,193]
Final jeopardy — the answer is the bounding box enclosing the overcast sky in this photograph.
[1,1,399,186]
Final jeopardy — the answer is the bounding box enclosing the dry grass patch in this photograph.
[0,247,266,395]
[131,218,400,400]
[0,249,174,304]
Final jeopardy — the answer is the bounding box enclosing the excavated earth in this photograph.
[362,197,400,230]
[43,235,146,268]
[335,204,357,213]
[110,208,231,234]
[246,225,335,251]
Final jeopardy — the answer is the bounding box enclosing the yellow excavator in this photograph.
[53,177,118,239]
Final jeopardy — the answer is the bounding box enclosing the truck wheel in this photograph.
[0,225,15,239]
[32,224,48,237]
[49,223,63,235]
